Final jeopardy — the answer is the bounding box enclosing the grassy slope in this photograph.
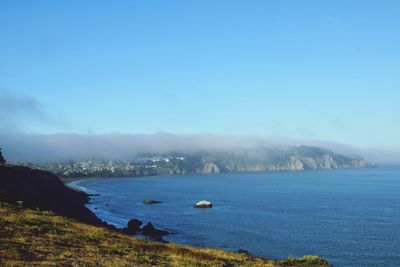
[0,202,331,267]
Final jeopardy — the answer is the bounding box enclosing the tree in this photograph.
[0,148,5,164]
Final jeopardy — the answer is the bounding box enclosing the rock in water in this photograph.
[194,200,212,208]
[141,222,169,237]
[127,219,143,233]
[143,199,162,204]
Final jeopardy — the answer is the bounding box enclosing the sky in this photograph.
[1,0,400,150]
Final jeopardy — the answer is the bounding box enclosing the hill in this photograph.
[0,165,104,226]
[0,164,332,266]
[18,145,374,178]
[0,202,331,267]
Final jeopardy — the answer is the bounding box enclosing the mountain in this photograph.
[152,145,373,174]
[19,145,374,178]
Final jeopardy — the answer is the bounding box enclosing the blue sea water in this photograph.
[69,167,400,267]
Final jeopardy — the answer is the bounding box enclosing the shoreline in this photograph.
[61,165,400,267]
[59,164,382,185]
[0,201,332,267]
[61,176,101,184]
[66,176,172,240]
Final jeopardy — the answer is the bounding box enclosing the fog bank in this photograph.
[0,133,398,164]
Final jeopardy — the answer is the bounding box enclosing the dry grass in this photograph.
[0,202,331,267]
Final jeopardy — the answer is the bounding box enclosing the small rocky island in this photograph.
[143,199,162,204]
[194,200,213,208]
[121,218,169,239]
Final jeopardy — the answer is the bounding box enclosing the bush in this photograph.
[0,148,5,164]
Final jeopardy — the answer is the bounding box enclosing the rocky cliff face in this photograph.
[200,162,220,173]
[192,146,374,173]
[20,145,374,179]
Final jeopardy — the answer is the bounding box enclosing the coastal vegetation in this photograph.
[0,202,331,267]
[0,148,5,164]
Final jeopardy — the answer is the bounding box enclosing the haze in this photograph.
[1,1,400,163]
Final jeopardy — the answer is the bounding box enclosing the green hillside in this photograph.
[0,202,331,267]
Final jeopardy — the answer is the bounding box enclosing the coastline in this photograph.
[61,176,99,184]
[65,166,400,267]
[59,163,379,185]
[0,201,332,267]
[0,164,332,266]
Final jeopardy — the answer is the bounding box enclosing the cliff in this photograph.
[190,145,374,173]
[20,145,374,178]
[0,164,104,226]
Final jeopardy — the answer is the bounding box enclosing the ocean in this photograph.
[69,166,400,267]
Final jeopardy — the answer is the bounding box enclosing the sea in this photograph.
[68,166,400,267]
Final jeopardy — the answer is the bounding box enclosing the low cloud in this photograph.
[1,132,398,163]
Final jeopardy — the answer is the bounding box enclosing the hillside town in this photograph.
[17,156,186,178]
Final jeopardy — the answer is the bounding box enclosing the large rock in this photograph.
[287,156,304,171]
[319,154,338,169]
[201,162,220,173]
[127,219,143,233]
[194,200,212,208]
[141,222,169,237]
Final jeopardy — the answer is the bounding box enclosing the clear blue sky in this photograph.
[1,1,399,149]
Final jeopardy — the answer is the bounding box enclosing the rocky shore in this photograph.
[0,164,169,240]
[0,163,332,266]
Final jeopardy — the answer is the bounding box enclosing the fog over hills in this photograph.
[1,133,397,164]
